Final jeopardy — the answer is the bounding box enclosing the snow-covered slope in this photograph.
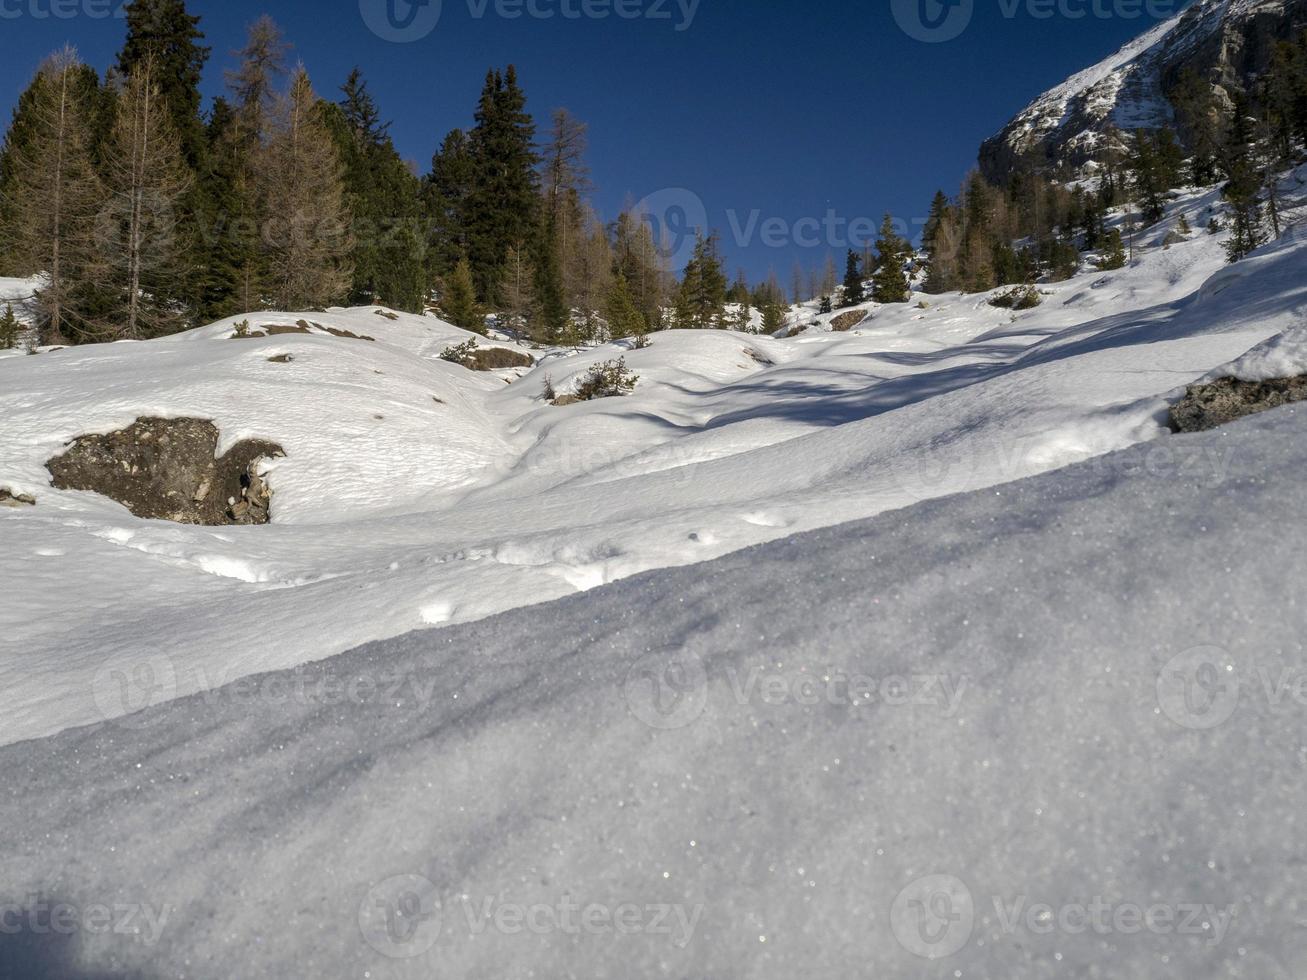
[5,385,1307,978]
[979,0,1307,179]
[2,176,1305,746]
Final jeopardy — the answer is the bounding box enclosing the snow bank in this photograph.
[3,400,1307,978]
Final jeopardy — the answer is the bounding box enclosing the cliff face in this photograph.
[978,0,1307,183]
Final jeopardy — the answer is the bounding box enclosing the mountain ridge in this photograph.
[979,0,1307,180]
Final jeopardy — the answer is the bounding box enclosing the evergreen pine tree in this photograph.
[441,255,481,332]
[605,271,645,340]
[1221,96,1265,263]
[116,0,210,171]
[922,190,951,254]
[673,231,727,328]
[1129,131,1168,226]
[840,249,865,306]
[532,209,569,343]
[1170,69,1223,186]
[325,69,426,312]
[423,129,474,280]
[465,66,539,303]
[0,303,20,349]
[871,214,910,303]
[1098,228,1127,270]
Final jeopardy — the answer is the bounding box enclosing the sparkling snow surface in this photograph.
[2,380,1307,978]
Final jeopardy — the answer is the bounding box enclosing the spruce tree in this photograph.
[1098,228,1127,270]
[1170,69,1223,186]
[922,190,951,255]
[0,48,103,344]
[673,232,727,328]
[117,0,213,318]
[325,69,426,312]
[605,272,645,339]
[198,98,262,319]
[840,249,865,306]
[871,214,910,303]
[0,303,20,349]
[532,209,569,343]
[116,0,209,172]
[1129,131,1167,226]
[1221,97,1265,263]
[424,129,474,279]
[465,66,539,303]
[441,256,481,332]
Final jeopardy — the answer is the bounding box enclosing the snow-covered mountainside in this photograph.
[2,172,1306,749]
[979,0,1307,180]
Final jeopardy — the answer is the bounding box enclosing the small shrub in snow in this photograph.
[439,339,479,366]
[989,286,1041,310]
[542,375,557,401]
[632,333,651,350]
[573,357,638,401]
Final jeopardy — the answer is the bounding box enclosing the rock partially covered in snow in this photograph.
[46,417,284,525]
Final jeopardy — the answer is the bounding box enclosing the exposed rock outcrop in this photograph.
[47,417,284,525]
[0,488,35,507]
[1169,375,1307,432]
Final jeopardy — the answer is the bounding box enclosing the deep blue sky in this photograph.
[0,0,1188,281]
